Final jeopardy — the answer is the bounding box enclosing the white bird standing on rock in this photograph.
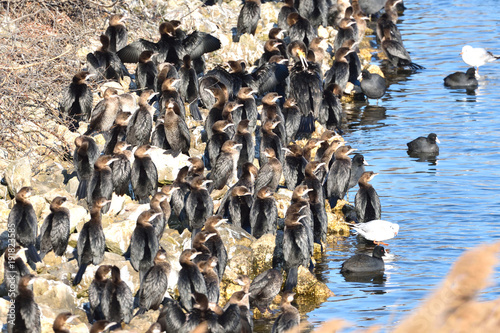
[346,220,399,245]
[460,45,499,77]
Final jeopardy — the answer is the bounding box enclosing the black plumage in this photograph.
[321,83,343,131]
[8,274,41,333]
[204,216,228,282]
[355,171,381,222]
[249,268,282,313]
[204,84,228,140]
[130,210,160,283]
[104,111,132,156]
[200,256,220,304]
[86,35,124,81]
[39,196,70,259]
[126,89,157,146]
[163,99,191,155]
[3,245,30,299]
[261,92,286,146]
[333,16,356,52]
[8,187,41,264]
[101,265,134,324]
[259,120,283,167]
[74,135,99,200]
[74,197,109,286]
[169,166,190,225]
[341,245,385,273]
[360,70,387,100]
[209,140,242,192]
[302,161,328,247]
[278,0,297,31]
[157,298,186,333]
[236,0,261,41]
[282,144,307,190]
[105,14,128,52]
[110,141,133,196]
[88,265,112,322]
[136,50,158,93]
[287,12,316,47]
[348,153,368,190]
[179,55,202,120]
[149,191,169,243]
[407,133,440,154]
[271,291,299,333]
[282,97,301,144]
[381,27,424,70]
[178,249,207,311]
[59,71,93,131]
[217,162,258,218]
[131,144,158,204]
[88,155,118,214]
[185,177,214,236]
[234,120,255,171]
[250,186,278,239]
[376,0,403,44]
[444,68,478,88]
[205,120,233,170]
[325,47,353,92]
[251,55,289,97]
[254,148,283,195]
[84,88,121,136]
[234,88,258,134]
[326,145,355,208]
[160,77,185,120]
[228,186,253,233]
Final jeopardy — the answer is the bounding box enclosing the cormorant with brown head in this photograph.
[157,298,186,332]
[8,274,41,333]
[39,196,70,259]
[303,161,328,249]
[228,59,255,89]
[254,148,282,195]
[376,0,403,44]
[288,185,314,256]
[160,77,185,119]
[126,89,158,146]
[110,141,133,196]
[355,171,381,223]
[101,265,134,324]
[235,87,257,133]
[179,292,224,333]
[131,144,158,204]
[74,136,100,200]
[89,265,112,322]
[315,139,344,184]
[348,153,368,191]
[221,101,241,138]
[137,50,158,92]
[341,245,385,273]
[325,46,354,93]
[283,210,313,291]
[86,35,124,81]
[315,130,338,161]
[151,112,169,150]
[204,216,228,282]
[321,83,343,131]
[59,71,93,131]
[90,320,116,333]
[164,99,191,156]
[227,185,253,232]
[272,291,299,333]
[278,0,297,31]
[104,111,132,156]
[191,230,215,269]
[199,256,220,304]
[157,62,179,92]
[84,88,121,136]
[73,197,110,286]
[249,267,282,314]
[250,186,277,239]
[262,93,286,144]
[235,0,261,42]
[169,166,190,227]
[3,245,30,298]
[149,191,169,242]
[105,14,128,52]
[187,156,205,181]
[179,55,202,120]
[178,249,207,311]
[204,84,228,140]
[185,177,213,239]
[135,247,171,316]
[259,120,283,167]
[326,145,356,208]
[234,120,254,171]
[217,162,258,218]
[88,155,118,214]
[287,12,316,47]
[130,210,160,283]
[258,39,283,67]
[53,312,78,333]
[287,41,323,135]
[8,187,41,264]
[333,12,356,52]
[282,144,307,190]
[281,97,300,144]
[302,138,323,162]
[382,27,424,70]
[205,120,233,170]
[209,140,242,192]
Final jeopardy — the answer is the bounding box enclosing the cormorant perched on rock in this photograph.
[234,119,254,171]
[157,62,179,92]
[59,71,93,131]
[157,298,186,332]
[283,212,312,291]
[381,27,424,70]
[259,120,283,167]
[135,248,171,316]
[204,84,228,140]
[302,161,328,248]
[84,88,121,136]
[87,35,124,81]
[8,274,41,333]
[287,12,316,47]
[185,177,213,238]
[199,256,220,304]
[8,187,41,264]
[321,83,343,131]
[110,141,133,196]
[282,144,307,190]
[52,312,78,333]
[333,15,356,53]
[348,153,368,191]
[178,249,207,311]
[205,120,233,170]
[326,145,356,208]
[39,196,70,259]
[131,144,158,204]
[376,0,403,44]
[88,155,118,214]
[228,186,253,233]
[89,265,112,322]
[126,89,158,146]
[272,291,299,333]
[101,266,134,324]
[136,50,158,92]
[325,47,354,92]
[105,14,128,52]
[159,78,185,119]
[209,140,242,192]
[130,210,160,283]
[163,99,191,156]
[179,55,202,120]
[236,0,261,41]
[341,245,385,273]
[355,171,381,223]
[249,268,282,314]
[204,216,228,282]
[169,166,190,227]
[73,197,110,286]
[407,133,440,154]
[282,97,301,144]
[3,245,30,298]
[234,87,258,133]
[250,186,278,239]
[278,0,297,31]
[254,148,283,194]
[104,111,132,156]
[74,135,99,200]
[149,191,169,242]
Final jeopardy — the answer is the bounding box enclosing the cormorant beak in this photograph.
[304,188,314,194]
[243,191,252,196]
[28,277,37,285]
[202,180,213,188]
[273,95,283,102]
[85,74,96,80]
[357,72,363,81]
[370,173,379,181]
[347,21,356,27]
[204,88,215,97]
[234,104,244,109]
[215,218,228,227]
[347,148,357,154]
[167,101,175,109]
[223,123,235,131]
[316,140,325,146]
[148,92,159,102]
[271,121,281,129]
[66,315,79,324]
[104,322,117,331]
[103,199,112,205]
[249,89,258,95]
[435,137,441,143]
[274,42,282,47]
[119,16,128,23]
[149,212,162,221]
[282,147,292,155]
[190,251,202,260]
[233,143,243,149]
[315,162,326,171]
[297,49,308,70]
[205,233,217,240]
[298,215,308,221]
[170,187,180,194]
[106,158,120,165]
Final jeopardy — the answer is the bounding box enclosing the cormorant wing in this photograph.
[182,31,221,59]
[254,164,273,193]
[251,63,289,95]
[117,39,159,64]
[130,229,146,270]
[90,99,106,123]
[19,299,40,331]
[384,40,411,62]
[210,154,233,189]
[355,189,367,223]
[158,298,186,331]
[117,282,134,324]
[88,281,101,312]
[76,223,89,263]
[218,303,241,332]
[52,212,70,253]
[59,85,76,114]
[89,226,105,264]
[178,119,191,147]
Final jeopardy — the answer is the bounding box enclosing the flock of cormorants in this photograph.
[4,0,458,332]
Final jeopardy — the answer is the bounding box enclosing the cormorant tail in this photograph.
[73,263,88,286]
[284,266,298,291]
[134,307,147,317]
[76,179,88,200]
[26,244,42,263]
[189,101,202,120]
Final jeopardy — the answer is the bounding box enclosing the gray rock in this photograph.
[3,157,31,197]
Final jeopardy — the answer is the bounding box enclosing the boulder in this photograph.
[3,157,31,197]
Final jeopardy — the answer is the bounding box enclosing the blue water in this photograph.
[303,0,500,331]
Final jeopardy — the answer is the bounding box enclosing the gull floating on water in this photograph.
[346,220,399,245]
[460,45,499,77]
